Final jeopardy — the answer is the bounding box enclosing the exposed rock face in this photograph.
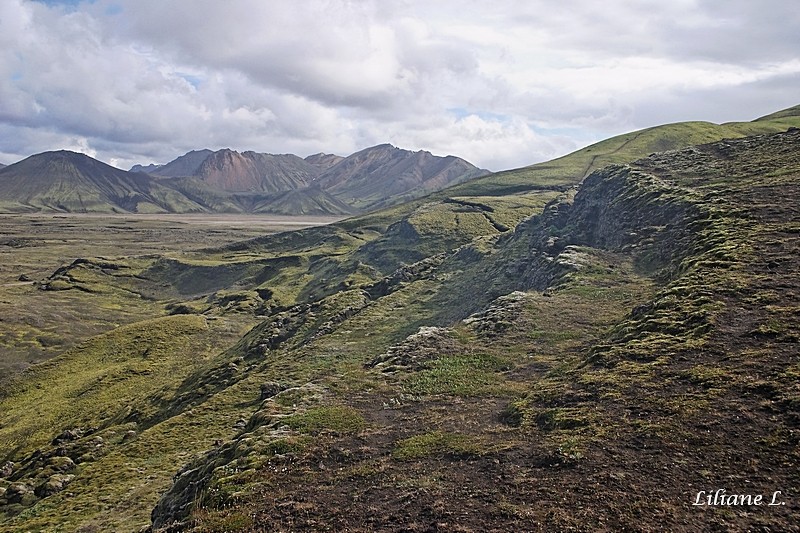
[467,158,708,304]
[367,326,460,372]
[34,474,75,497]
[52,428,84,444]
[4,483,34,504]
[259,382,285,400]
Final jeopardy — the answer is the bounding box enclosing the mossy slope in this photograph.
[139,129,800,531]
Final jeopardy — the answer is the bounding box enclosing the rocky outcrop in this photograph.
[471,157,708,302]
[151,383,327,530]
[366,326,460,372]
[462,291,529,337]
[0,426,101,515]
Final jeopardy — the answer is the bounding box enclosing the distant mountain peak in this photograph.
[305,152,345,172]
[130,149,214,177]
[315,144,488,210]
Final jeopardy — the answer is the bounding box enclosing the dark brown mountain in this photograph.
[130,145,488,213]
[317,144,489,210]
[0,151,203,213]
[192,149,318,192]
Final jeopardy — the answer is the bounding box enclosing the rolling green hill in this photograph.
[0,106,798,531]
[446,106,800,197]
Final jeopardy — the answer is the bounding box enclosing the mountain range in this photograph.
[0,145,488,216]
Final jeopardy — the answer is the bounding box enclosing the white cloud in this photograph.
[0,0,797,170]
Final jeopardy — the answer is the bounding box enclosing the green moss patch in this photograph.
[283,406,366,435]
[405,353,508,396]
[392,431,487,461]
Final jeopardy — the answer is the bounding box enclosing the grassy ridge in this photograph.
[445,112,800,197]
[0,315,210,456]
[164,128,800,532]
[0,313,261,530]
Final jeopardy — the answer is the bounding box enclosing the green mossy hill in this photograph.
[0,151,206,214]
[0,309,264,530]
[754,103,800,121]
[144,129,800,532]
[445,106,800,198]
[237,187,356,216]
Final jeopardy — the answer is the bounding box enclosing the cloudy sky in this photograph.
[1,0,798,171]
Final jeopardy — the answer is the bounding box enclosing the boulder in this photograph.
[0,461,13,478]
[47,456,76,472]
[259,382,285,400]
[52,428,84,445]
[35,474,75,497]
[5,482,34,504]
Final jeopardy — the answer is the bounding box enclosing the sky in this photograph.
[1,0,798,171]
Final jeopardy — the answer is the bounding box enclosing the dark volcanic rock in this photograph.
[52,428,84,445]
[259,382,285,400]
[34,474,75,497]
[5,482,35,504]
[0,461,14,478]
